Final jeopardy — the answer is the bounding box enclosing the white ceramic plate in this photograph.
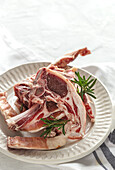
[0,62,112,164]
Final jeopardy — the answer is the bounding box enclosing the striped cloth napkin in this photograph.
[0,26,115,170]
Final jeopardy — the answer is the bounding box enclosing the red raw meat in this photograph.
[7,67,86,138]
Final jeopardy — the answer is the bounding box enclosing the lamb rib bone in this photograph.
[53,47,91,68]
[7,135,67,150]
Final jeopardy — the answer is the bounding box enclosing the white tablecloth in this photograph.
[0,1,115,170]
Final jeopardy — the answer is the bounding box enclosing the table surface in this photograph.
[0,0,115,170]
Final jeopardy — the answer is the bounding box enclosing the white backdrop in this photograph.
[0,0,115,69]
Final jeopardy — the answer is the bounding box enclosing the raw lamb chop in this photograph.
[7,135,67,150]
[6,67,86,139]
[0,47,93,150]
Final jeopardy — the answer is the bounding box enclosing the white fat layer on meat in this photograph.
[47,135,67,149]
[56,112,65,119]
[64,91,79,122]
[57,101,71,120]
[45,95,57,103]
[47,68,86,136]
[67,82,86,134]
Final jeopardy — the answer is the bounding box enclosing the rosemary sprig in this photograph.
[20,103,24,112]
[71,72,97,101]
[40,116,70,138]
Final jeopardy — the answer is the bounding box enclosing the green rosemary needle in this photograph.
[71,72,97,101]
[40,116,70,139]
